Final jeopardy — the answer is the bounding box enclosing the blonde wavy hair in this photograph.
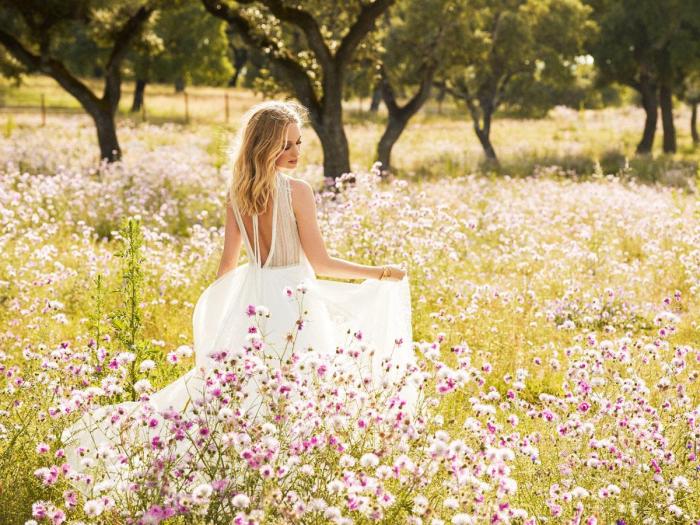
[227,100,308,216]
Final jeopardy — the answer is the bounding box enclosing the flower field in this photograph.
[1,115,699,524]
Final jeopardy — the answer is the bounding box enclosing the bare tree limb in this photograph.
[257,0,332,66]
[335,0,394,67]
[201,0,322,118]
[103,5,155,109]
[0,27,102,109]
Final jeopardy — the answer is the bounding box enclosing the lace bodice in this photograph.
[231,172,302,268]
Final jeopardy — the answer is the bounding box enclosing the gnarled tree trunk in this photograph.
[659,83,676,153]
[376,65,435,173]
[369,84,382,112]
[635,73,658,154]
[131,79,147,112]
[469,98,498,164]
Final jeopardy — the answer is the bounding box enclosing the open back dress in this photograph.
[61,170,417,485]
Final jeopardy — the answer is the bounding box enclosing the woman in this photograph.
[61,100,418,486]
[193,99,417,418]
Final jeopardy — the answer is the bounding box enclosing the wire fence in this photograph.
[0,90,244,126]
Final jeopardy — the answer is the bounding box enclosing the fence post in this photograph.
[41,93,46,126]
[184,91,189,124]
[225,92,229,124]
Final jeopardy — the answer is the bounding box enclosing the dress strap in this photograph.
[252,215,261,266]
[231,204,256,264]
[264,181,279,267]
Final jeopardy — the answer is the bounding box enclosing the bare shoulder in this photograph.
[287,176,313,194]
[287,176,315,215]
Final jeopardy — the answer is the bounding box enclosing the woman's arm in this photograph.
[216,200,243,279]
[291,178,385,281]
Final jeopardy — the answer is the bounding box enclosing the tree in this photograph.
[439,0,593,164]
[0,1,157,161]
[128,18,164,112]
[128,1,233,111]
[587,0,700,154]
[682,71,700,146]
[201,0,394,179]
[225,25,249,87]
[375,0,461,173]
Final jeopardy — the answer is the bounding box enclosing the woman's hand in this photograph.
[379,264,407,281]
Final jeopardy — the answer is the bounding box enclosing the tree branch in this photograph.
[379,64,399,114]
[382,63,436,118]
[0,27,41,70]
[201,0,321,118]
[403,64,435,116]
[0,27,102,111]
[438,79,485,132]
[103,5,154,110]
[335,0,394,67]
[105,5,154,73]
[256,0,332,66]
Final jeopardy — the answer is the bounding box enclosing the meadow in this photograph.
[1,79,700,524]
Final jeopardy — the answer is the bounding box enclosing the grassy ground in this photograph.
[2,81,700,522]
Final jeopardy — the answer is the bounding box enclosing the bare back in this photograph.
[230,172,302,268]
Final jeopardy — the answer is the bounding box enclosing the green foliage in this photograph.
[0,46,23,80]
[0,1,161,76]
[682,71,700,104]
[109,216,155,401]
[128,1,234,88]
[439,0,595,160]
[376,0,459,97]
[223,1,389,102]
[86,273,113,385]
[447,0,594,111]
[586,0,700,90]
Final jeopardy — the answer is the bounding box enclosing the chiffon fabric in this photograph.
[61,171,418,479]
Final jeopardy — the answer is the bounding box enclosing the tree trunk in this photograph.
[376,65,434,173]
[470,100,498,163]
[131,78,146,112]
[174,77,185,93]
[316,118,351,180]
[304,70,351,180]
[436,83,446,114]
[48,72,122,162]
[369,85,382,112]
[474,126,497,162]
[659,83,676,153]
[92,108,121,162]
[228,47,247,87]
[377,115,409,174]
[635,75,658,154]
[692,102,699,146]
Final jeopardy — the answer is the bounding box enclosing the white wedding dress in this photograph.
[61,171,418,479]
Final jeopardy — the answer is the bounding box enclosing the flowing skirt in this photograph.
[61,253,418,480]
